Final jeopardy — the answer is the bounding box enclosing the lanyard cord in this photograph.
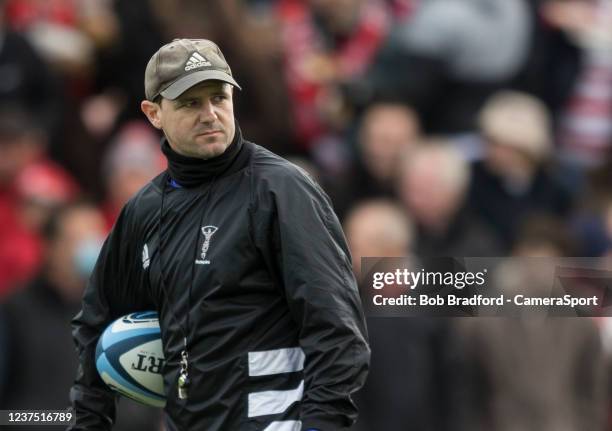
[158,172,217,399]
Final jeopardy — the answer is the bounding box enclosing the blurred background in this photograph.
[0,0,612,429]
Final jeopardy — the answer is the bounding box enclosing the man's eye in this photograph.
[212,95,227,103]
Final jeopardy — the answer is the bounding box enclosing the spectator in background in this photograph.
[522,0,612,171]
[89,0,164,133]
[332,102,420,218]
[6,161,80,296]
[0,202,161,430]
[360,0,531,134]
[470,91,572,249]
[1,0,124,198]
[344,199,413,275]
[398,141,501,257]
[0,107,42,296]
[356,103,419,195]
[3,0,116,76]
[569,160,612,256]
[276,0,392,149]
[0,107,43,193]
[553,0,612,170]
[0,3,61,139]
[15,161,79,235]
[101,121,165,229]
[0,107,78,297]
[344,200,462,431]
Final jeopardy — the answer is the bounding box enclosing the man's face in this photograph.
[400,156,463,228]
[360,104,419,182]
[47,205,106,302]
[143,81,235,159]
[0,134,42,185]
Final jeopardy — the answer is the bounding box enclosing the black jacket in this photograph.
[69,135,370,431]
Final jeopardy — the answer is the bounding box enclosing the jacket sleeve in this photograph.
[68,203,153,430]
[253,166,370,431]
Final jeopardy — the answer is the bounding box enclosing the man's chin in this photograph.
[195,142,229,160]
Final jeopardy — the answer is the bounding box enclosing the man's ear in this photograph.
[141,100,163,130]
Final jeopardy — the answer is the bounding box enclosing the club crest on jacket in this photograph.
[195,225,219,265]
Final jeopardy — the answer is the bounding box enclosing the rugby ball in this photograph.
[95,311,166,407]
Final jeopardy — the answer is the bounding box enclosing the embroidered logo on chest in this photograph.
[195,225,219,265]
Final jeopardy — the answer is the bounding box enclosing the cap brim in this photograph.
[159,70,241,100]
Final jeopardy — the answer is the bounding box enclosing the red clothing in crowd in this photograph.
[0,159,79,298]
[276,0,391,148]
[0,186,40,298]
[4,0,78,30]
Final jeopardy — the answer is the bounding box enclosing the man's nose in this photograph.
[199,101,217,123]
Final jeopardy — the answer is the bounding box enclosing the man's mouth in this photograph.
[197,130,222,137]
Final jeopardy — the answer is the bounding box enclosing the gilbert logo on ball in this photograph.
[95,311,166,407]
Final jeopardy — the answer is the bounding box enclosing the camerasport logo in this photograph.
[195,225,218,265]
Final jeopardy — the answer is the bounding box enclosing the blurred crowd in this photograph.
[0,0,611,429]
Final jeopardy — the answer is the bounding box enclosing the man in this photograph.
[101,120,165,229]
[343,199,414,276]
[343,200,463,431]
[0,106,76,296]
[397,141,501,257]
[69,39,370,431]
[469,91,572,248]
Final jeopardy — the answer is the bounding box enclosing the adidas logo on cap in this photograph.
[184,52,212,71]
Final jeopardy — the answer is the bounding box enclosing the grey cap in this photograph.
[144,38,241,101]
